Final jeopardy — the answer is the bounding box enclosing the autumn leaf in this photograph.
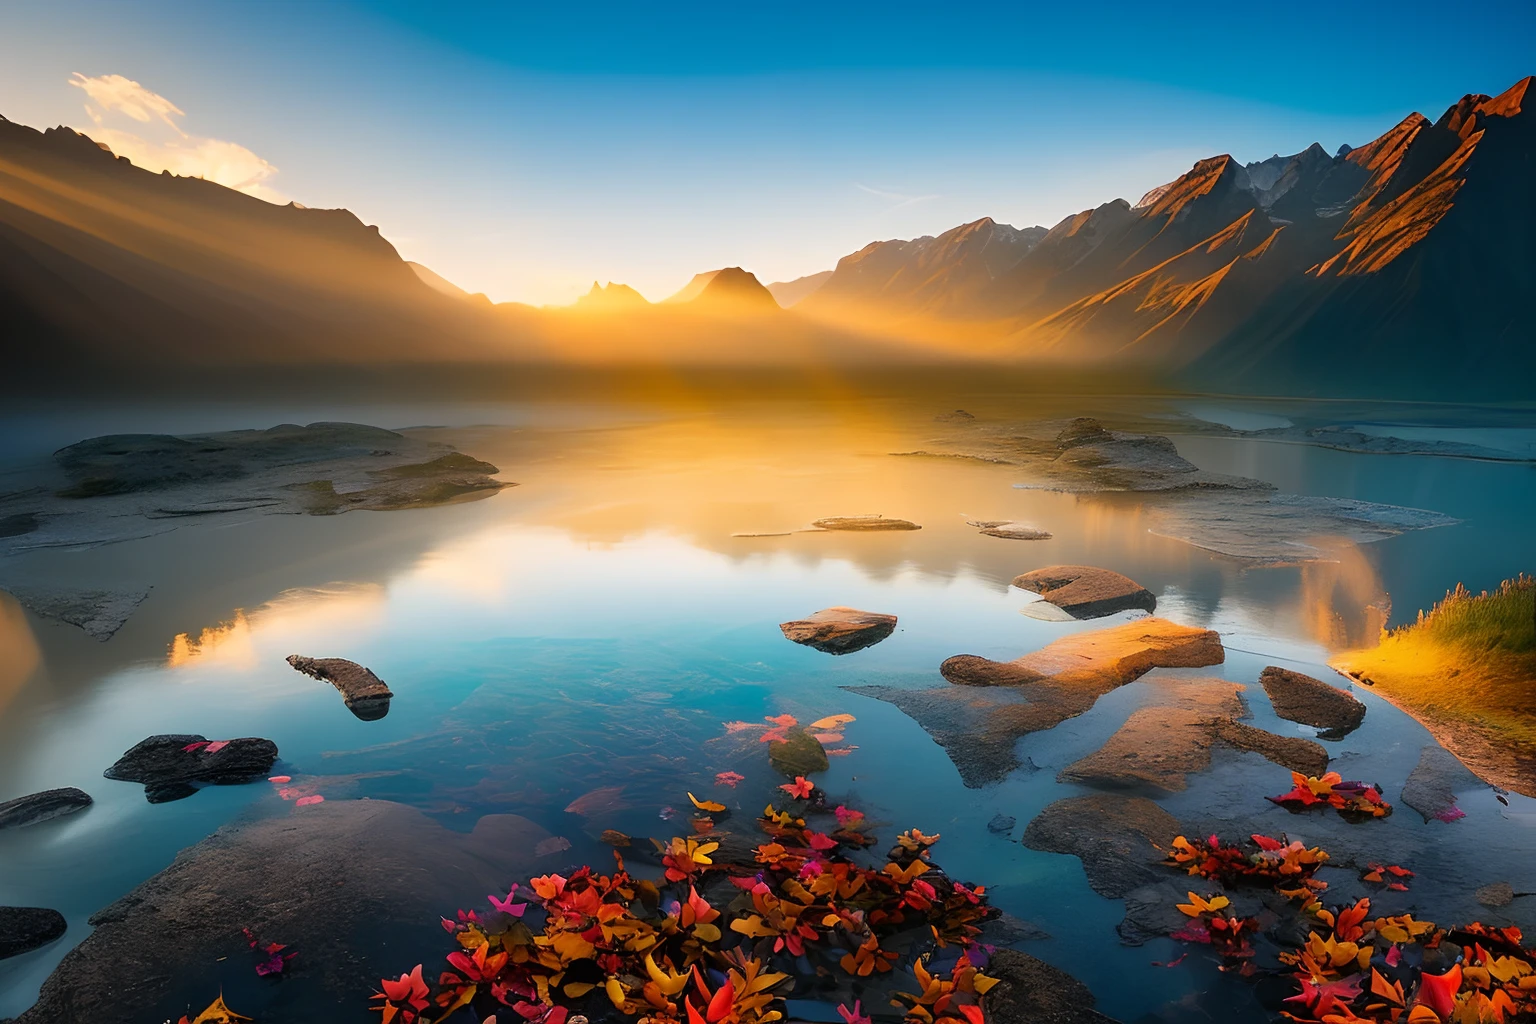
[778,777,814,799]
[187,994,252,1024]
[688,792,727,813]
[810,714,855,730]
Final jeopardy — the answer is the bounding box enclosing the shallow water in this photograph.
[1,395,1534,1023]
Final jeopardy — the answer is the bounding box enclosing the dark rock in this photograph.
[0,907,66,960]
[1012,566,1156,619]
[1022,794,1182,899]
[286,655,393,720]
[1209,718,1330,775]
[0,787,93,829]
[981,948,1120,1024]
[13,800,552,1024]
[103,734,278,803]
[767,729,830,777]
[987,813,1016,835]
[935,410,976,422]
[1055,418,1116,451]
[779,607,897,655]
[811,516,921,532]
[1260,665,1366,738]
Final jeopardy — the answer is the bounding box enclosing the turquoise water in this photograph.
[1,397,1534,1022]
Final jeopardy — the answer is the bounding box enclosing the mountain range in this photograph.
[2,75,1531,397]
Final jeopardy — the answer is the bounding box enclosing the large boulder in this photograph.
[11,800,553,1024]
[103,734,278,803]
[285,655,394,720]
[779,607,897,655]
[1259,666,1366,738]
[1012,566,1156,619]
[981,948,1120,1024]
[0,788,93,830]
[0,907,66,961]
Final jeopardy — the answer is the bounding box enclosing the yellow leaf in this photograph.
[809,714,855,730]
[644,952,690,996]
[974,973,1000,996]
[688,792,726,813]
[607,977,628,1009]
[191,995,253,1024]
[731,915,778,939]
[563,982,596,998]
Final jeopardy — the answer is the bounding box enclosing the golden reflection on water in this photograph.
[0,591,42,716]
[164,584,387,668]
[1297,539,1391,651]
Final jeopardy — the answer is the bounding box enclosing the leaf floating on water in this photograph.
[714,771,745,788]
[687,792,726,813]
[600,829,631,847]
[824,746,858,757]
[181,994,252,1024]
[294,794,325,807]
[809,714,855,731]
[267,775,291,784]
[810,732,844,745]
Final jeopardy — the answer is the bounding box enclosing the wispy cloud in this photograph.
[68,72,284,202]
[854,182,941,211]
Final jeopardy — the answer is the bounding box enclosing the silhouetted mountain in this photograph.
[689,267,779,310]
[0,116,519,370]
[573,281,649,309]
[409,262,491,304]
[767,270,832,307]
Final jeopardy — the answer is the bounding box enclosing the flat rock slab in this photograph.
[810,516,921,531]
[969,520,1053,541]
[1022,794,1182,900]
[982,948,1120,1024]
[852,619,1225,786]
[3,586,150,641]
[0,907,66,961]
[1012,566,1155,619]
[1260,665,1366,737]
[286,655,394,720]
[1209,718,1330,776]
[11,800,553,1024]
[0,788,93,830]
[779,607,897,655]
[103,734,278,803]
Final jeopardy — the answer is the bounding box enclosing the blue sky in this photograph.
[2,1,1532,304]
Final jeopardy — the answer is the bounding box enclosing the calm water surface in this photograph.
[2,396,1534,1022]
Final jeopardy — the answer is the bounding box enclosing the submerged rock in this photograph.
[103,734,278,803]
[852,619,1224,786]
[1012,566,1155,619]
[11,800,553,1023]
[1402,745,1475,823]
[1259,666,1366,738]
[987,813,1016,835]
[0,907,66,960]
[1209,718,1330,776]
[0,787,93,830]
[810,516,921,531]
[972,521,1053,541]
[3,585,150,641]
[286,655,394,720]
[1022,794,1181,899]
[767,729,830,777]
[779,607,897,655]
[981,947,1120,1024]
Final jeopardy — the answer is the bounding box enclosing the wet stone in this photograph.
[1260,665,1366,738]
[1012,566,1156,619]
[0,907,66,960]
[0,787,93,830]
[103,734,278,803]
[286,655,394,720]
[981,948,1120,1024]
[779,607,897,655]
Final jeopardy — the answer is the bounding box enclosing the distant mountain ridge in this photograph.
[2,75,1532,398]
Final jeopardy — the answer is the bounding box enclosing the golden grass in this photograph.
[1334,575,1536,746]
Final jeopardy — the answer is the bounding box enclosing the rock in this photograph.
[767,729,830,777]
[987,813,1016,835]
[1055,418,1116,451]
[3,585,150,641]
[1022,794,1182,899]
[1477,882,1516,908]
[935,410,975,422]
[0,907,66,960]
[1059,679,1330,791]
[12,800,552,1023]
[981,947,1120,1024]
[0,787,93,829]
[1402,745,1474,823]
[285,655,393,720]
[779,607,897,655]
[1209,718,1330,776]
[1011,566,1155,619]
[103,734,278,803]
[852,619,1224,786]
[811,516,921,531]
[1260,666,1366,738]
[973,522,1053,541]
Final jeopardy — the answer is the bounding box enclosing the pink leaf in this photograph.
[295,795,325,807]
[204,740,230,754]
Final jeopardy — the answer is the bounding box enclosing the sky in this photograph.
[1,1,1532,305]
